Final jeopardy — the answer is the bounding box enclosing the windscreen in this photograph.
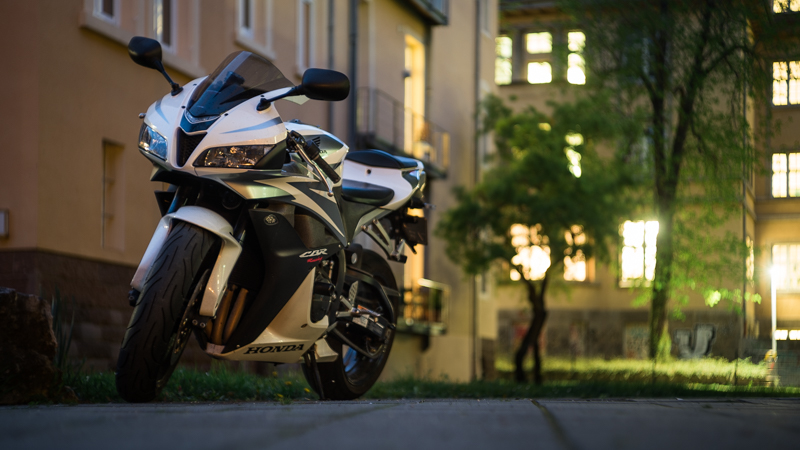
[188,51,295,117]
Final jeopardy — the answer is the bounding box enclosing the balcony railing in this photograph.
[397,278,450,336]
[355,87,450,177]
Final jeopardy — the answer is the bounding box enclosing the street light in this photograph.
[770,266,784,355]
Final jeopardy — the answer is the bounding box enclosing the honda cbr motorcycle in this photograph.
[116,37,428,402]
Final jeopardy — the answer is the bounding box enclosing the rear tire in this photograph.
[115,221,218,403]
[303,250,398,400]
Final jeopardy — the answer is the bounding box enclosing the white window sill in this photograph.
[79,11,206,79]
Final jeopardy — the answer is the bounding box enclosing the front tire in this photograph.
[304,250,398,400]
[116,221,218,403]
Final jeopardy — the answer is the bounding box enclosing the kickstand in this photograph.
[304,345,326,401]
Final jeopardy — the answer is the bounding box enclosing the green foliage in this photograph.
[551,0,785,342]
[437,94,637,282]
[49,288,75,372]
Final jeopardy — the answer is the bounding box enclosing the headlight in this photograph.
[138,123,168,160]
[194,145,273,168]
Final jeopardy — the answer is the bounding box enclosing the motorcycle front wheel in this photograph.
[303,250,398,400]
[115,221,219,403]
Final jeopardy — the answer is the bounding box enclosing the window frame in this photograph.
[524,30,553,84]
[495,34,513,86]
[773,0,800,13]
[153,0,177,53]
[770,150,800,198]
[296,0,317,76]
[566,29,586,85]
[619,220,659,287]
[93,0,120,25]
[238,0,255,39]
[235,0,276,60]
[771,242,800,292]
[772,60,800,107]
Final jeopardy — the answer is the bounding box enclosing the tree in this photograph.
[558,0,785,358]
[436,95,634,383]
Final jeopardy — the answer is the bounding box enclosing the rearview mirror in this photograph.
[298,69,350,101]
[128,36,182,96]
[128,37,164,71]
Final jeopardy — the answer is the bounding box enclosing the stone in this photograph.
[0,287,73,404]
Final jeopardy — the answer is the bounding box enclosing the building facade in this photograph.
[491,0,800,364]
[0,0,498,381]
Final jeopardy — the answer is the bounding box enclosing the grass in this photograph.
[496,356,768,385]
[60,356,798,404]
[67,363,315,404]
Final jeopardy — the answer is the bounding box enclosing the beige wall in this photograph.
[0,0,499,380]
[0,1,41,250]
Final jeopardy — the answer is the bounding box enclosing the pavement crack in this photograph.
[531,400,578,450]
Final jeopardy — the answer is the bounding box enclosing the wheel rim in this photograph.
[340,279,394,386]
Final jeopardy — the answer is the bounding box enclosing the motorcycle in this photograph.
[116,37,429,402]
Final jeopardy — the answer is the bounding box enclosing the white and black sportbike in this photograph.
[116,37,428,402]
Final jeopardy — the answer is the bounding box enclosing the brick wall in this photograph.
[0,250,212,371]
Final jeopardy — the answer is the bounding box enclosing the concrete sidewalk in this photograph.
[2,398,799,450]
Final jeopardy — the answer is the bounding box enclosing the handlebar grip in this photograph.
[306,141,341,184]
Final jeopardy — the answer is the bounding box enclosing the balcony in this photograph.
[397,278,450,336]
[404,0,449,25]
[355,87,450,178]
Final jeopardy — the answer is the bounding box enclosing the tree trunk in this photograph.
[513,280,548,384]
[649,198,674,359]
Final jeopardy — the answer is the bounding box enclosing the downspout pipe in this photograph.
[472,0,482,382]
[328,0,335,133]
[348,0,358,150]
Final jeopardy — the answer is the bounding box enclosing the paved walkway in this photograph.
[2,398,799,450]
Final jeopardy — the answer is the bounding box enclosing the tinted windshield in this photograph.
[188,51,294,117]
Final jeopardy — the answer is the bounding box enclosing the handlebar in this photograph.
[287,131,341,185]
[303,139,341,184]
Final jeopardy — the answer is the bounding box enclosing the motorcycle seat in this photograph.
[341,180,394,206]
[345,149,419,170]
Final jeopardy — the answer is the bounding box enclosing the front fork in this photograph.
[130,205,243,318]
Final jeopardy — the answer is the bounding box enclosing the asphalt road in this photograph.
[2,398,799,450]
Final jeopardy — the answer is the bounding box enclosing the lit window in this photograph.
[510,224,551,281]
[620,220,658,285]
[567,31,586,85]
[496,36,513,85]
[526,32,552,85]
[773,61,800,106]
[565,133,583,178]
[154,0,175,50]
[772,152,800,198]
[774,0,800,13]
[527,62,552,84]
[526,32,552,54]
[772,244,800,290]
[746,236,755,285]
[510,224,587,281]
[564,226,587,282]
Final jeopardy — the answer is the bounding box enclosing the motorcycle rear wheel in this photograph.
[115,221,218,403]
[303,250,398,400]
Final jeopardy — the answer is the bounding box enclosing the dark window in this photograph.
[162,0,173,47]
[102,0,114,17]
[242,0,251,30]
